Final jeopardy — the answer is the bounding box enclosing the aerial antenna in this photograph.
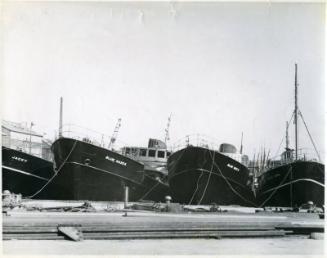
[240,132,243,154]
[108,118,122,149]
[59,97,63,138]
[164,113,172,145]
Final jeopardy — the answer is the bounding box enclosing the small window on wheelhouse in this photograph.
[148,149,156,157]
[157,151,165,158]
[131,148,138,156]
[125,148,131,154]
[140,149,147,157]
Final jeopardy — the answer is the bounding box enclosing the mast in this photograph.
[285,121,289,150]
[294,63,298,160]
[59,97,63,138]
[285,121,291,161]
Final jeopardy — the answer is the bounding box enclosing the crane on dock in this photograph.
[108,118,122,150]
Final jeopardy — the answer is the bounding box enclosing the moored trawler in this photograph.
[256,64,324,208]
[31,98,145,201]
[167,135,256,206]
[2,120,54,197]
[121,138,170,202]
[33,135,145,201]
[257,157,324,207]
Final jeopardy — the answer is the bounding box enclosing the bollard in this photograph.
[165,196,172,212]
[124,186,129,209]
[165,195,172,205]
[310,232,324,240]
[123,186,129,217]
[2,190,12,207]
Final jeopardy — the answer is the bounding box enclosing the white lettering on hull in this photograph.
[105,155,127,167]
[227,163,240,172]
[11,156,28,163]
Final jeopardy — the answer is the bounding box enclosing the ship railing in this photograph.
[2,138,45,158]
[262,148,322,171]
[57,124,128,151]
[170,134,225,153]
[57,124,111,148]
[297,148,322,162]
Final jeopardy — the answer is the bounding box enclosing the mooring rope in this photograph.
[185,148,257,207]
[210,153,257,207]
[188,147,210,205]
[168,147,188,175]
[139,175,162,201]
[25,140,78,199]
[258,165,293,207]
[261,178,325,195]
[197,149,216,205]
[188,170,204,205]
[259,161,325,207]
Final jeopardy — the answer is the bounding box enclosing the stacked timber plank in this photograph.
[3,211,323,241]
[3,223,288,241]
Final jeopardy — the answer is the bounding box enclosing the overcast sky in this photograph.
[2,2,325,159]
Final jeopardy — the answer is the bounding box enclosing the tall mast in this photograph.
[294,63,298,160]
[285,121,289,149]
[59,97,63,138]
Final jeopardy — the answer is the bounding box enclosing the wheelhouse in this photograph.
[121,147,171,160]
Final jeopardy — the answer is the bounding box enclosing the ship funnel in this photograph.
[219,143,237,154]
[148,138,167,149]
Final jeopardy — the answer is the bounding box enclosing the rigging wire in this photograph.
[298,111,321,161]
[273,112,294,159]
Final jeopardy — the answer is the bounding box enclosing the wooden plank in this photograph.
[3,225,277,232]
[3,221,279,228]
[58,226,83,241]
[3,235,65,240]
[82,230,287,240]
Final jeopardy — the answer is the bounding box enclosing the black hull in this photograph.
[257,161,325,207]
[34,137,145,201]
[2,146,54,196]
[136,171,170,202]
[167,146,256,206]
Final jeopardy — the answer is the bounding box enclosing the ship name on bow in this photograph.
[227,163,240,172]
[105,155,127,167]
[11,156,28,163]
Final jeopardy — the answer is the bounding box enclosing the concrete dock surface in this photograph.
[2,236,324,255]
[2,203,325,255]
